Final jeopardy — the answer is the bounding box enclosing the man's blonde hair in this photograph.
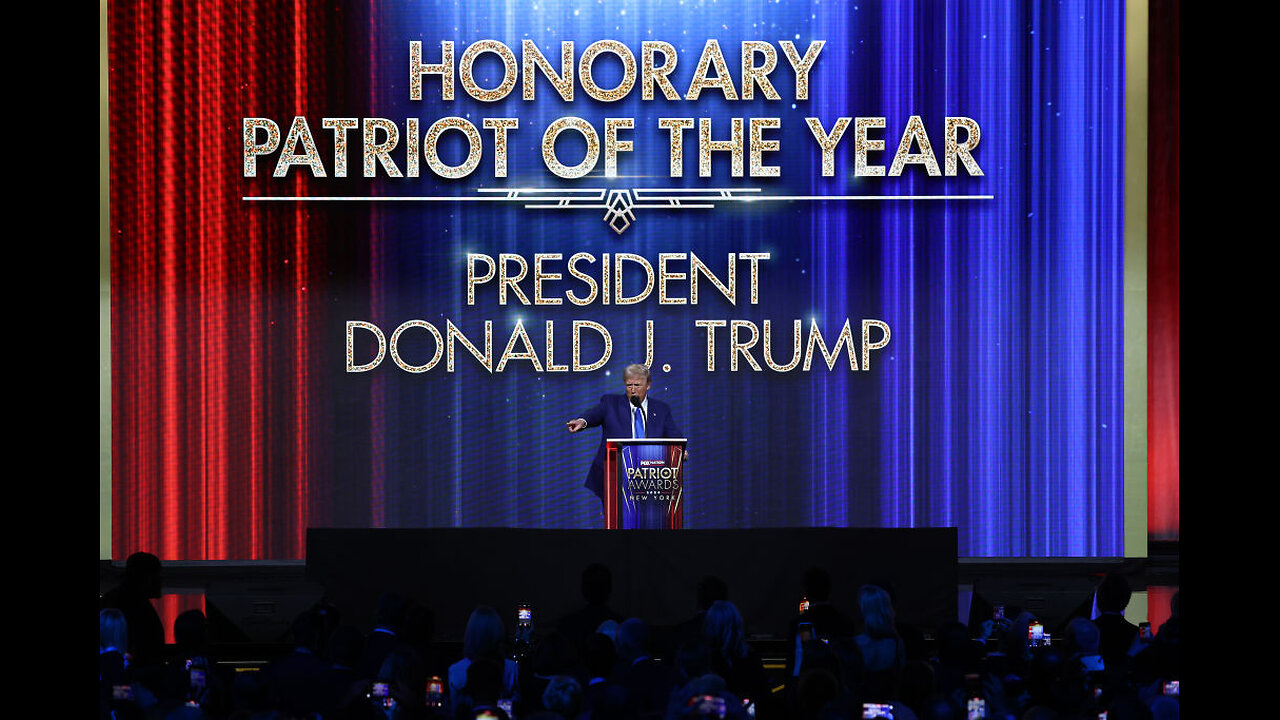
[623,363,651,381]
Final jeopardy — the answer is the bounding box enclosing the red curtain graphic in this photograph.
[109,0,359,559]
[1147,0,1179,541]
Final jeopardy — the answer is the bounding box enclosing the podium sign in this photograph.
[603,438,686,529]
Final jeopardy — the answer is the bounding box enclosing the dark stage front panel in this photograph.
[306,527,957,640]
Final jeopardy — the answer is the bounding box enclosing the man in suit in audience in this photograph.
[1093,572,1140,673]
[668,575,729,658]
[556,563,625,656]
[100,551,166,669]
[612,618,679,717]
[358,592,407,679]
[266,609,330,717]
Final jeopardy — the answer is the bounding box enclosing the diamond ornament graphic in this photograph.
[604,189,636,234]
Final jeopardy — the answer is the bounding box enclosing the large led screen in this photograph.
[108,0,1127,559]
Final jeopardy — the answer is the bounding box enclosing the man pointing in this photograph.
[567,363,685,503]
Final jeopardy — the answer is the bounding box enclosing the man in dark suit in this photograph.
[1093,572,1140,674]
[611,618,680,717]
[100,551,166,670]
[566,363,685,502]
[556,563,625,656]
[266,609,330,717]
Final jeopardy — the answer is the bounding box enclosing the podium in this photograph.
[603,437,687,529]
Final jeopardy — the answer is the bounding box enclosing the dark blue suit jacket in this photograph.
[580,394,683,500]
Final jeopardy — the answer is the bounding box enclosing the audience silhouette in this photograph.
[98,556,1179,720]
